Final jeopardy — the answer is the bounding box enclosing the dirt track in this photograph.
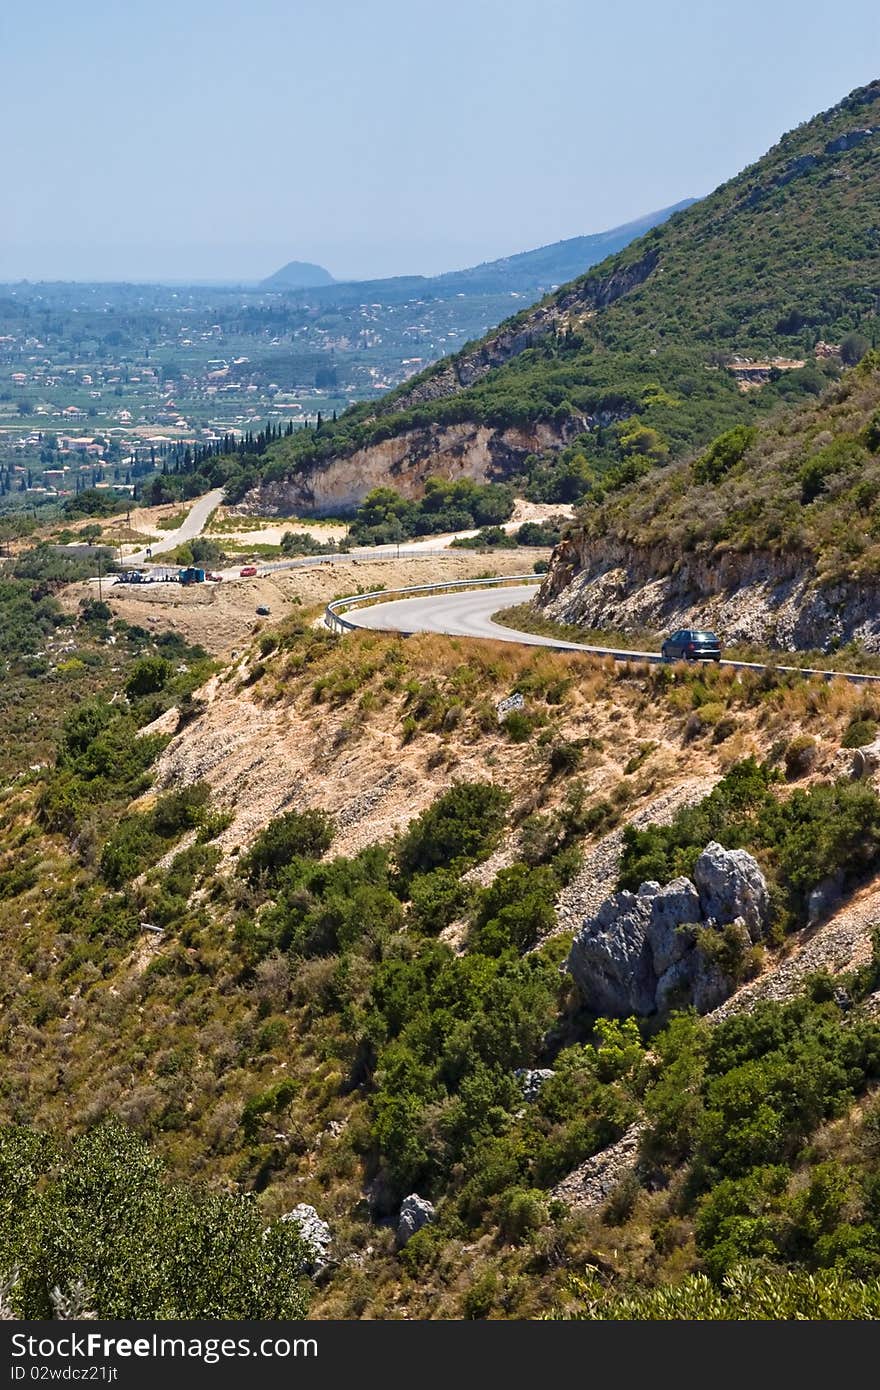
[62,551,539,655]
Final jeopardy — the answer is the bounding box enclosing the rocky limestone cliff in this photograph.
[238,418,579,516]
[539,534,880,653]
[567,842,770,1017]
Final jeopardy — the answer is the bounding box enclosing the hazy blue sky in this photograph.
[2,0,878,283]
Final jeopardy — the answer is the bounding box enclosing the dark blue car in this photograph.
[661,628,722,662]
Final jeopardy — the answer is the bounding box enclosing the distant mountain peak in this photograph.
[261,260,335,289]
[259,202,696,303]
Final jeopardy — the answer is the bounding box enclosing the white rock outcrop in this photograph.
[567,843,770,1016]
[514,1068,555,1102]
[396,1194,436,1247]
[281,1204,332,1273]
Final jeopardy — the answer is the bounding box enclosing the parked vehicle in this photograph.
[255,605,271,616]
[661,628,722,662]
[206,571,223,582]
[239,565,258,577]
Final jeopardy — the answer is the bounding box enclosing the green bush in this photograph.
[395,782,509,881]
[692,425,757,484]
[407,868,473,934]
[0,1121,310,1318]
[502,710,538,742]
[547,740,584,776]
[100,783,212,887]
[125,656,173,700]
[468,863,559,956]
[496,1187,547,1243]
[241,807,335,886]
[784,735,818,779]
[843,718,878,749]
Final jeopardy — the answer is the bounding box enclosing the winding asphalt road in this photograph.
[115,489,880,687]
[343,583,880,684]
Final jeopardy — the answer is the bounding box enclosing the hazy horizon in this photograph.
[2,0,879,284]
[0,201,696,289]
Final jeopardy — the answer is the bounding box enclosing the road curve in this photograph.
[348,585,577,646]
[343,583,880,684]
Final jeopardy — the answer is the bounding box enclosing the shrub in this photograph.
[0,1121,310,1318]
[843,719,878,749]
[395,782,509,881]
[469,863,559,956]
[151,783,211,837]
[407,869,472,934]
[496,1187,547,1243]
[785,735,818,779]
[125,656,173,700]
[502,710,538,742]
[100,784,212,887]
[692,426,756,485]
[602,1170,641,1226]
[548,740,584,776]
[463,1270,500,1319]
[241,808,335,886]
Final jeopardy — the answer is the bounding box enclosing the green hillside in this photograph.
[230,79,880,501]
[570,349,880,584]
[6,577,880,1317]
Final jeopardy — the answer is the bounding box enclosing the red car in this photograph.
[239,565,258,577]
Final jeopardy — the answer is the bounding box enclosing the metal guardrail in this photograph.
[325,576,880,685]
[257,544,550,576]
[324,574,538,634]
[259,546,452,575]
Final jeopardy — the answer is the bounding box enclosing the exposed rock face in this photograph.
[396,1194,436,1247]
[237,248,662,519]
[552,1122,645,1210]
[744,126,878,207]
[281,1204,332,1273]
[515,1068,555,1101]
[538,534,880,654]
[807,876,845,927]
[238,419,578,517]
[694,842,769,938]
[852,739,880,781]
[566,884,658,1017]
[566,843,770,1016]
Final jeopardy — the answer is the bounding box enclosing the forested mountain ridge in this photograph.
[259,201,695,304]
[221,79,880,514]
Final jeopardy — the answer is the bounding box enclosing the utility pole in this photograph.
[97,550,102,602]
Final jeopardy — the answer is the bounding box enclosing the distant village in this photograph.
[0,284,472,502]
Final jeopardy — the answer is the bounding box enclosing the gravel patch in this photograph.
[709,883,880,1022]
[552,1122,645,1211]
